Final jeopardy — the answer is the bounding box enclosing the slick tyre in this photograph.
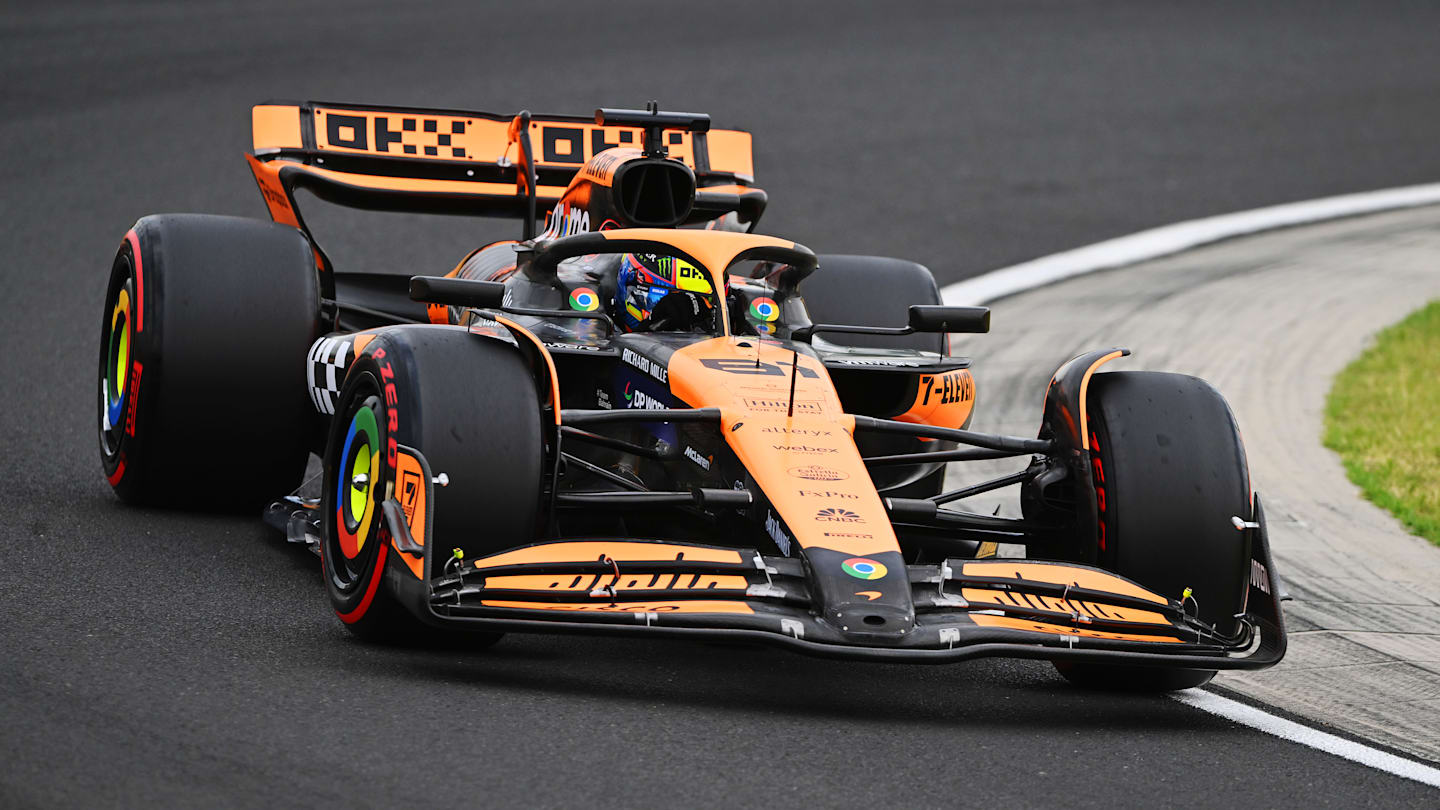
[320,326,543,644]
[98,215,319,509]
[1055,371,1252,691]
[807,255,950,498]
[803,255,943,353]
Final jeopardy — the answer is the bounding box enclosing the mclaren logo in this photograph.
[684,446,712,470]
[1250,560,1272,595]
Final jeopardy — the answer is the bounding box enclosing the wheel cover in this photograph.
[334,396,382,565]
[99,277,133,457]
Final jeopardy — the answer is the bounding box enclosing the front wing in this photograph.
[383,498,1286,669]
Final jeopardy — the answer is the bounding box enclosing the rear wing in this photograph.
[246,100,756,225]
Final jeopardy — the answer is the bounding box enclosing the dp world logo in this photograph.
[816,507,863,523]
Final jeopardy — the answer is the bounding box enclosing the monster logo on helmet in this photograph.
[615,253,715,332]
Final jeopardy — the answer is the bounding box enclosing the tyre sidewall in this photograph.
[97,215,320,508]
[1088,372,1251,636]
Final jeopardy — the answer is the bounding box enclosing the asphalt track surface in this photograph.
[5,1,1440,806]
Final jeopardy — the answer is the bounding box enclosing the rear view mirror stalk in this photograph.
[792,305,990,342]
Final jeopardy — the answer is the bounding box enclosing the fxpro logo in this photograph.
[798,489,857,500]
[625,383,667,411]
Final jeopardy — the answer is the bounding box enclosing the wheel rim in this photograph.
[330,392,384,590]
[99,267,135,459]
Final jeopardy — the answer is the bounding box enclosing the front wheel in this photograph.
[320,325,544,644]
[1055,371,1252,691]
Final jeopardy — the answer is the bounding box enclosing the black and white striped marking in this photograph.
[306,336,351,415]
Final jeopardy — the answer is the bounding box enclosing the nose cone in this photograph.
[803,548,916,644]
[824,601,916,643]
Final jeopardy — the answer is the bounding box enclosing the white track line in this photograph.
[941,182,1440,305]
[1176,690,1440,787]
[938,184,1440,781]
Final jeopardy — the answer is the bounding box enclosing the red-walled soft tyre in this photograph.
[98,215,319,509]
[1056,371,1252,692]
[320,326,543,644]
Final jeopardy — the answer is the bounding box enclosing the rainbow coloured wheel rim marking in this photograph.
[569,287,600,312]
[841,557,888,580]
[748,297,780,323]
[102,288,131,431]
[99,279,135,460]
[334,400,381,560]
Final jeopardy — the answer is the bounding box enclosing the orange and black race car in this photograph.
[98,101,1284,689]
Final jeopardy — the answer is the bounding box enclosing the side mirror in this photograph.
[908,305,990,334]
[409,276,506,310]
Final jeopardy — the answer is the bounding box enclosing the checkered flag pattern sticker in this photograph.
[306,336,352,414]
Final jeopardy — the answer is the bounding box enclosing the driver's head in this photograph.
[615,253,715,332]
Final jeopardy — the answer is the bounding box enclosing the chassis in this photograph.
[98,102,1285,688]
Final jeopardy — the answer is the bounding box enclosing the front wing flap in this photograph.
[386,500,1286,669]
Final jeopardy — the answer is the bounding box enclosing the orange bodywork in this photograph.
[390,448,429,578]
[251,104,303,150]
[471,541,745,568]
[307,105,697,168]
[704,130,755,181]
[668,337,900,559]
[968,614,1182,643]
[895,368,976,431]
[481,600,754,614]
[485,573,748,592]
[251,103,755,181]
[1076,350,1125,451]
[961,561,1168,603]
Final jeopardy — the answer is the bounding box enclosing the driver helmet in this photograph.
[615,253,715,332]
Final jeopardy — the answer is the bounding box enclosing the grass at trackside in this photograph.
[1323,299,1440,547]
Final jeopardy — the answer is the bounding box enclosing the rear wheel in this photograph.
[803,255,944,353]
[1055,371,1252,691]
[805,255,950,498]
[98,215,319,509]
[320,325,544,644]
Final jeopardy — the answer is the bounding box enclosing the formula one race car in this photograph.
[98,101,1285,689]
